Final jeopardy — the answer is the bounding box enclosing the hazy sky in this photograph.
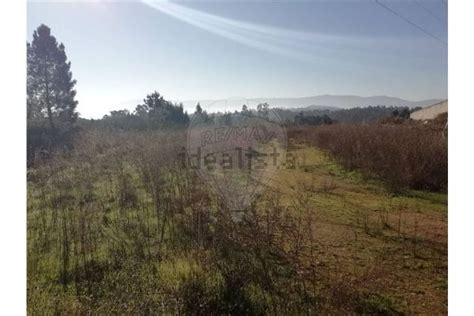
[27,0,448,118]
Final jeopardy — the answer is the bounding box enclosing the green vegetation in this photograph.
[276,105,419,124]
[27,24,79,162]
[27,130,447,314]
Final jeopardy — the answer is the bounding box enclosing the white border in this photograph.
[0,0,26,315]
[449,0,474,314]
[1,0,474,314]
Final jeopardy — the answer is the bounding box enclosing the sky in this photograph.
[27,0,448,118]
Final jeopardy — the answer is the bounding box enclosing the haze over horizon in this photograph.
[102,94,444,119]
[27,0,447,118]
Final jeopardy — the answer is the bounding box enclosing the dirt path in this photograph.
[270,145,448,314]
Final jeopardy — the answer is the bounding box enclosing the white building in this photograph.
[410,100,448,121]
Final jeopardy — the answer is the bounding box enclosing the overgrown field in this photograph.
[288,116,447,192]
[27,128,447,314]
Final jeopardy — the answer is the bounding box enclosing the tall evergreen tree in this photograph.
[27,24,78,132]
[256,102,269,118]
[195,103,203,115]
[241,104,250,116]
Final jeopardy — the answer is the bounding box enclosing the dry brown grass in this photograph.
[288,119,447,192]
[27,127,447,315]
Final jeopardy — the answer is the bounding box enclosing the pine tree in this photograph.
[27,24,78,132]
[257,102,269,118]
[195,103,203,115]
[134,91,189,128]
[241,104,250,116]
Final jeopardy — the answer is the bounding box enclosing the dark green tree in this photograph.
[241,104,251,116]
[391,107,410,119]
[193,102,213,124]
[134,91,189,128]
[195,103,203,115]
[256,102,269,118]
[27,24,78,132]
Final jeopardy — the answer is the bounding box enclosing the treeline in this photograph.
[276,105,419,125]
[86,101,275,130]
[94,100,420,131]
[91,103,417,131]
[96,92,189,130]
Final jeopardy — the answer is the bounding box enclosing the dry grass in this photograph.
[27,128,447,314]
[28,129,321,314]
[288,119,447,192]
[272,146,447,314]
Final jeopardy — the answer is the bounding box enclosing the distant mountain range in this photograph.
[107,95,445,116]
[177,95,444,113]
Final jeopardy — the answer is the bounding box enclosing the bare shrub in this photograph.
[288,121,447,192]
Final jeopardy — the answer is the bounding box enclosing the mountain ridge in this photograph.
[177,95,445,112]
